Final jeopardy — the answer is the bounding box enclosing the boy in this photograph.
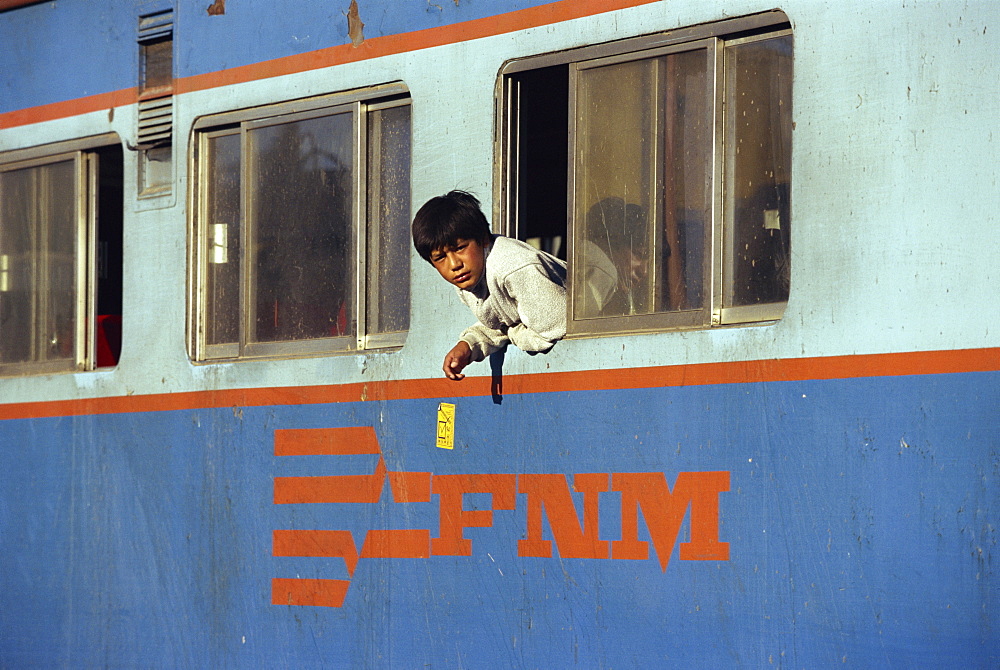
[412,191,567,381]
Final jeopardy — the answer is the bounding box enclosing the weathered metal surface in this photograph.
[0,0,997,666]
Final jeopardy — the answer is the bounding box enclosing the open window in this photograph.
[498,12,792,335]
[190,85,411,361]
[0,136,124,375]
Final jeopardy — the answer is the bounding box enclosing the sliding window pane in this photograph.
[575,58,655,319]
[0,160,77,368]
[0,167,33,363]
[726,34,792,308]
[574,49,709,320]
[44,161,78,363]
[248,113,355,344]
[204,131,241,347]
[366,104,411,337]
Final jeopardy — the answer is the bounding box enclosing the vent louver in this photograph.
[137,97,172,147]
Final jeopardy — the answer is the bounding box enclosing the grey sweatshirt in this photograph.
[456,235,567,361]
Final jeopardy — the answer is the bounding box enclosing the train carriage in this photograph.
[0,0,997,667]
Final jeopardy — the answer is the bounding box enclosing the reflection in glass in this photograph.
[248,113,354,344]
[575,49,710,319]
[726,35,792,307]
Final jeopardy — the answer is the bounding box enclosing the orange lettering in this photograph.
[431,474,516,556]
[272,578,350,608]
[612,471,729,571]
[361,529,431,559]
[518,473,609,559]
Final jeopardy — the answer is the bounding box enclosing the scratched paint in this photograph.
[0,373,995,666]
[0,0,998,667]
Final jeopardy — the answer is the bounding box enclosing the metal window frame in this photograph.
[495,11,791,339]
[189,85,411,363]
[0,133,119,377]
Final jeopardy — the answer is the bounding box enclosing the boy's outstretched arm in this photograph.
[443,340,474,380]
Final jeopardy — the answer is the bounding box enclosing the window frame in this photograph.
[495,12,792,338]
[0,133,122,376]
[188,83,411,363]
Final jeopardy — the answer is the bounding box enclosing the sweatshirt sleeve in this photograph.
[458,323,510,362]
[503,264,567,353]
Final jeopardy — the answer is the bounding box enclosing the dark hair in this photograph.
[412,190,492,262]
[586,197,647,255]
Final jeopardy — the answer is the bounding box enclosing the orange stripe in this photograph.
[0,0,661,129]
[274,427,379,456]
[0,89,135,130]
[0,347,997,421]
[271,578,350,608]
[0,0,45,11]
[274,459,386,505]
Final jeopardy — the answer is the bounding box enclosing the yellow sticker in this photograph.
[436,402,455,450]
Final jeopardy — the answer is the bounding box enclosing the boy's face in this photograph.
[430,238,487,290]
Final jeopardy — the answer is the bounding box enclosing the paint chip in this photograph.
[207,0,225,15]
[347,0,365,47]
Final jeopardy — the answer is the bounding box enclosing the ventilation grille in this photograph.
[138,9,173,41]
[137,97,172,146]
[137,9,174,149]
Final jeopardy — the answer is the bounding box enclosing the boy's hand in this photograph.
[443,341,473,381]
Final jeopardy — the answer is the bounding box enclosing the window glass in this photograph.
[204,131,241,347]
[574,49,710,320]
[366,104,411,338]
[93,144,124,368]
[248,112,355,345]
[0,159,78,369]
[139,143,172,195]
[725,34,793,309]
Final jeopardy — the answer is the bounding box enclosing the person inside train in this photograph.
[578,197,649,318]
[412,190,567,381]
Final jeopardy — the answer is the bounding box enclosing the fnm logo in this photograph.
[272,427,729,608]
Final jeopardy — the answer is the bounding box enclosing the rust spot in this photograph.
[207,0,224,16]
[346,0,365,48]
[108,107,115,123]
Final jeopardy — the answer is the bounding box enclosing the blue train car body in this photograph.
[0,0,997,667]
